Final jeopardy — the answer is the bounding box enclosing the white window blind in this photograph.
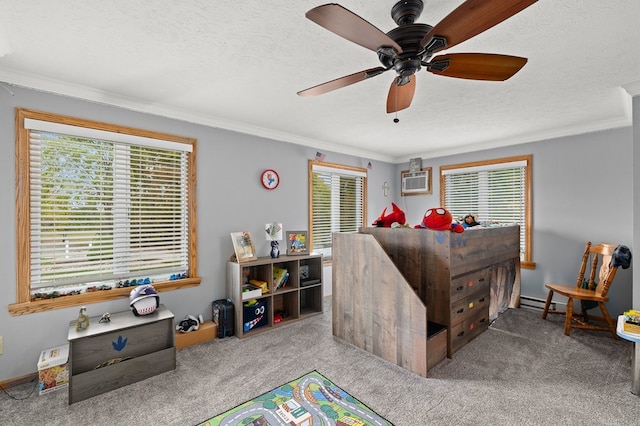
[311,163,366,258]
[24,118,193,152]
[28,122,190,292]
[443,159,527,260]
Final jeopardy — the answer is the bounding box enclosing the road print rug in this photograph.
[197,370,393,425]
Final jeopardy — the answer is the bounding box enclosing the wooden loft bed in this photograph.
[332,225,521,377]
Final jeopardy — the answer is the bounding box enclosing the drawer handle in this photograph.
[456,285,464,292]
[456,308,464,314]
[479,297,486,303]
[479,318,487,323]
[479,278,486,282]
[457,331,465,337]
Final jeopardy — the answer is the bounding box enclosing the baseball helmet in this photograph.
[129,284,159,316]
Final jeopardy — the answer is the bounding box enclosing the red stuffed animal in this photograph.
[372,202,406,227]
[415,207,464,233]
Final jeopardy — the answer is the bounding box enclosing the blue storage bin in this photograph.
[243,300,267,332]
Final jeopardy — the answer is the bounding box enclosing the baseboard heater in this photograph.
[520,295,565,312]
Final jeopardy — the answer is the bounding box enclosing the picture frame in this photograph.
[230,231,257,263]
[286,231,309,255]
[299,265,309,280]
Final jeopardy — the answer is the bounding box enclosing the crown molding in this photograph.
[0,70,396,163]
[623,80,640,97]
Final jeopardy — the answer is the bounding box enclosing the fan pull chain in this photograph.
[393,77,400,123]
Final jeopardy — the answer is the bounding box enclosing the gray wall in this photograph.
[396,127,634,317]
[0,85,636,382]
[634,94,640,309]
[0,86,395,381]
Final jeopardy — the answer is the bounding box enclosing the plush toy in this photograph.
[611,245,632,269]
[372,202,406,227]
[176,314,204,333]
[415,207,464,233]
[462,214,480,228]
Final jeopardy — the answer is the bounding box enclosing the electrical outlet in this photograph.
[0,336,3,355]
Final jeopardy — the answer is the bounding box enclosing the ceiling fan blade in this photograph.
[298,67,387,97]
[427,53,527,81]
[387,76,416,113]
[420,0,538,52]
[306,4,403,53]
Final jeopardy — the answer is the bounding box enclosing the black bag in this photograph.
[212,299,235,338]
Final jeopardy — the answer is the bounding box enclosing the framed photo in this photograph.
[286,231,309,255]
[230,231,257,262]
[299,265,309,280]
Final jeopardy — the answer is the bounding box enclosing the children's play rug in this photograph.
[197,370,393,425]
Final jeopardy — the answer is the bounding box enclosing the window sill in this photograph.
[8,277,201,316]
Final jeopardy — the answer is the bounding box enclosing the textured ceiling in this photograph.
[1,1,639,163]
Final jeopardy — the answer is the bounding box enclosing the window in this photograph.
[441,155,534,268]
[11,108,199,315]
[309,160,367,259]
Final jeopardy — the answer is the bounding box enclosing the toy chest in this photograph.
[243,300,267,332]
[37,344,69,395]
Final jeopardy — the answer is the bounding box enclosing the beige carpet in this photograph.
[1,299,638,425]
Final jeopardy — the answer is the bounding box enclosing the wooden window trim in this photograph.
[10,108,200,316]
[308,160,368,261]
[440,154,535,270]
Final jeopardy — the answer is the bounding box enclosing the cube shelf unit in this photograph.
[227,253,323,338]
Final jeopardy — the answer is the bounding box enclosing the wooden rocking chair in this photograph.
[541,242,623,339]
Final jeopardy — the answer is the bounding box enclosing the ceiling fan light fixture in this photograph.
[299,0,539,112]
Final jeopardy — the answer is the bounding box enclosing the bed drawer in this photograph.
[450,291,490,326]
[450,310,490,355]
[450,268,490,303]
[427,322,447,370]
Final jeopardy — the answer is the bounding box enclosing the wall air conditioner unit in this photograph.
[401,168,431,196]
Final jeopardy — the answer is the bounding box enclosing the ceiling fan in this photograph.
[297,0,538,114]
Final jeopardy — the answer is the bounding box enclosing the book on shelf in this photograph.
[279,272,289,290]
[272,267,288,291]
